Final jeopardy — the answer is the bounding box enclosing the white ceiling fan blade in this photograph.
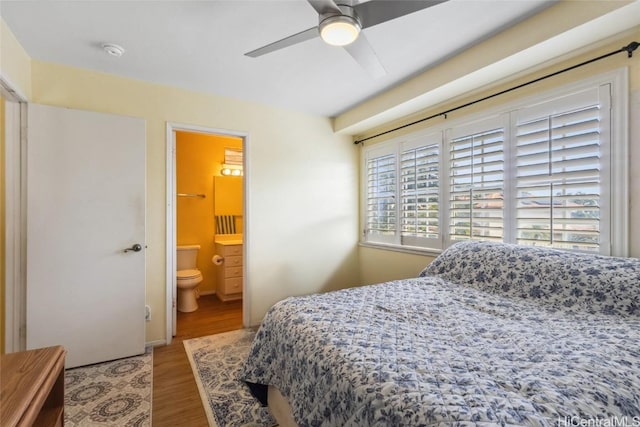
[343,32,386,78]
[354,0,449,29]
[245,27,319,57]
[307,0,342,17]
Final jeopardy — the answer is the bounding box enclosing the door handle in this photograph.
[124,243,143,253]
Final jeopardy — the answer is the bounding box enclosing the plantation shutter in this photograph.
[449,119,505,243]
[365,145,397,244]
[361,75,622,256]
[514,87,609,253]
[400,135,441,248]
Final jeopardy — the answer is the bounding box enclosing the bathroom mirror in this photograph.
[213,176,242,234]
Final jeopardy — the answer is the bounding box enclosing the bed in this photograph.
[240,241,640,426]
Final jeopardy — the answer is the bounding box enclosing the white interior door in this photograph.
[26,104,146,368]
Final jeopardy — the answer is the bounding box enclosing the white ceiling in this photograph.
[0,0,560,118]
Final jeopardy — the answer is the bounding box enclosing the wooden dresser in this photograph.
[214,240,243,301]
[0,345,66,427]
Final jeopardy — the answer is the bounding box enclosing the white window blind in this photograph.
[449,126,505,243]
[365,147,397,244]
[514,87,608,253]
[400,141,440,247]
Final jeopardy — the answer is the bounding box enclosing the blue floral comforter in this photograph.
[240,242,640,426]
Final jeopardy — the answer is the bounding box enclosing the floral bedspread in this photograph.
[240,242,640,426]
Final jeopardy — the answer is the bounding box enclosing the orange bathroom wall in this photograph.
[176,131,242,295]
[214,176,243,213]
[214,176,243,233]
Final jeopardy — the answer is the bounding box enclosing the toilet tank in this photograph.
[177,245,200,270]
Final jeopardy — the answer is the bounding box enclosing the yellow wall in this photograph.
[358,28,640,281]
[176,131,243,295]
[1,95,5,355]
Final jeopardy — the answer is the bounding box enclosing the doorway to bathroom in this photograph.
[166,123,248,344]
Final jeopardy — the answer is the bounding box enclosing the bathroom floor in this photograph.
[176,294,243,341]
[152,294,243,426]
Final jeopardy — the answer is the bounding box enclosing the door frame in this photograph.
[1,75,28,354]
[165,122,250,344]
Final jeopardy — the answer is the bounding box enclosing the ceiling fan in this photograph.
[244,0,448,78]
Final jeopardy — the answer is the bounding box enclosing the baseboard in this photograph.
[199,290,216,296]
[146,339,167,347]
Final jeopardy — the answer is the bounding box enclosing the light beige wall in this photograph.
[28,61,359,341]
[336,1,636,135]
[359,247,434,286]
[0,18,30,355]
[3,15,637,345]
[0,95,5,354]
[358,29,640,282]
[357,28,640,143]
[0,17,359,343]
[0,18,31,99]
[631,74,640,257]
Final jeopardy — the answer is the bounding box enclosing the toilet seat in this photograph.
[177,269,201,280]
[176,269,202,291]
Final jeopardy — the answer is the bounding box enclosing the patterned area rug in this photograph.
[64,347,152,426]
[183,329,276,427]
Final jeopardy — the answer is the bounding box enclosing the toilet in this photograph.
[176,245,203,312]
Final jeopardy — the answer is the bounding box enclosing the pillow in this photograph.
[420,241,640,317]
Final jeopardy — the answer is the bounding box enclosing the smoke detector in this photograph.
[102,43,125,57]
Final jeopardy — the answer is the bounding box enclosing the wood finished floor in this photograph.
[152,295,243,426]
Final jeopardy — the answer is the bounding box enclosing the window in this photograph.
[448,120,505,245]
[364,134,442,248]
[400,136,440,248]
[361,71,627,256]
[365,145,397,245]
[514,88,608,253]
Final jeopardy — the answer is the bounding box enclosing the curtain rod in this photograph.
[354,41,639,145]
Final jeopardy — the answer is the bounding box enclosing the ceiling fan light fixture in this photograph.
[319,15,361,47]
